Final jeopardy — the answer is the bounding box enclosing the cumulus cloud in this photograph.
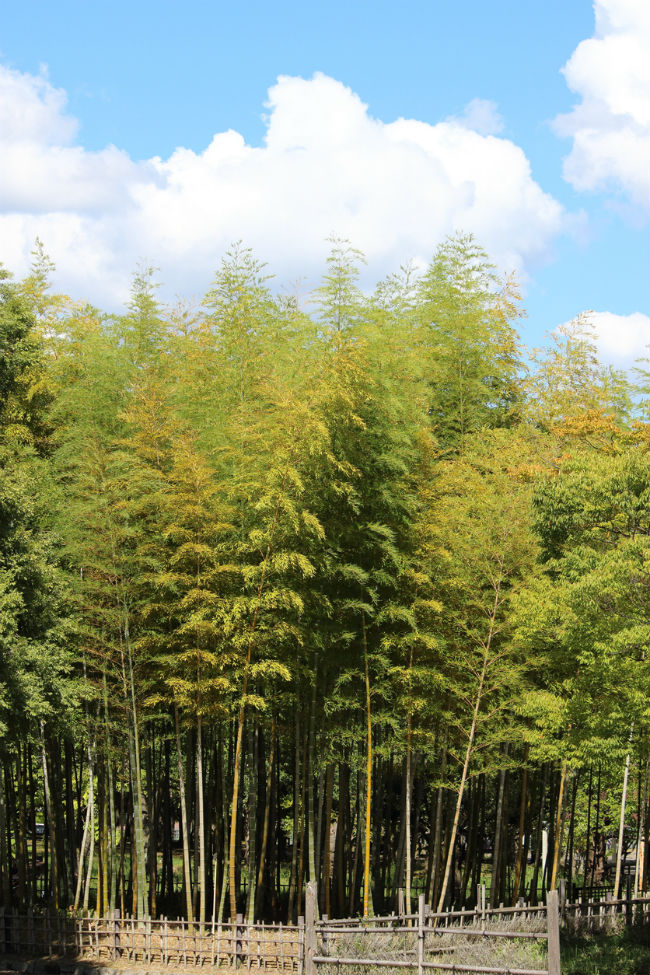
[554,0,650,212]
[0,64,567,307]
[589,310,650,363]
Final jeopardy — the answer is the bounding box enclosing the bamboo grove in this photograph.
[0,235,648,924]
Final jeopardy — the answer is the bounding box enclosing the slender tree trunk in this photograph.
[296,726,308,918]
[99,759,108,916]
[491,745,509,907]
[40,723,59,910]
[427,746,447,908]
[530,763,548,903]
[118,775,126,916]
[405,715,413,915]
[362,610,372,917]
[614,727,634,898]
[436,647,488,912]
[590,765,602,888]
[511,753,528,904]
[245,722,259,922]
[64,740,77,907]
[217,738,231,923]
[16,745,27,908]
[349,770,362,916]
[29,748,38,904]
[228,492,285,920]
[0,761,9,906]
[566,771,579,898]
[82,760,95,914]
[437,552,507,915]
[584,765,593,895]
[460,777,477,905]
[308,655,318,885]
[322,762,334,917]
[550,763,567,890]
[174,705,194,921]
[392,756,407,898]
[255,715,276,920]
[637,758,649,894]
[334,762,349,917]
[196,716,206,924]
[287,712,300,922]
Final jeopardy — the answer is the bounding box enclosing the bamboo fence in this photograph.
[0,888,648,975]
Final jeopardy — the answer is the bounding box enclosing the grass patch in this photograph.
[562,925,650,975]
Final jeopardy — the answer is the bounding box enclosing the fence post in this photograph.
[298,915,305,975]
[547,889,561,975]
[305,881,318,975]
[417,893,425,975]
[235,913,243,968]
[398,887,405,917]
[112,908,121,960]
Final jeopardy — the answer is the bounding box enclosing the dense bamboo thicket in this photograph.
[0,235,648,922]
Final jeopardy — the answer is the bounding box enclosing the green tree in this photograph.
[415,233,524,451]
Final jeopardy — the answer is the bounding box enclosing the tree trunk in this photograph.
[362,611,372,918]
[511,757,528,905]
[196,715,206,923]
[614,728,633,898]
[490,745,509,907]
[255,715,276,920]
[308,655,318,885]
[16,745,27,908]
[287,712,300,922]
[245,721,259,922]
[82,756,95,914]
[405,718,413,916]
[427,746,447,908]
[334,762,349,917]
[436,646,489,912]
[530,762,548,903]
[322,762,334,917]
[0,761,10,905]
[175,705,194,921]
[40,723,59,910]
[566,771,579,897]
[550,763,567,890]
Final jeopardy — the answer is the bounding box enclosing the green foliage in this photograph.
[415,233,524,450]
[515,419,650,766]
[1,237,648,922]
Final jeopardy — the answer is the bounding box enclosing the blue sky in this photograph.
[1,0,648,364]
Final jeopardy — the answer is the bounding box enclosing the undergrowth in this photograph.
[562,925,650,975]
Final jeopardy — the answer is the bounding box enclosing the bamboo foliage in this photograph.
[0,237,648,924]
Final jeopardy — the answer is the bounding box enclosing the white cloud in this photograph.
[0,63,77,144]
[0,65,568,308]
[446,98,505,136]
[589,310,650,363]
[554,0,650,211]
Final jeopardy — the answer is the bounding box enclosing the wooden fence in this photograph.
[0,908,303,971]
[313,888,557,975]
[1,889,648,975]
[313,887,650,975]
